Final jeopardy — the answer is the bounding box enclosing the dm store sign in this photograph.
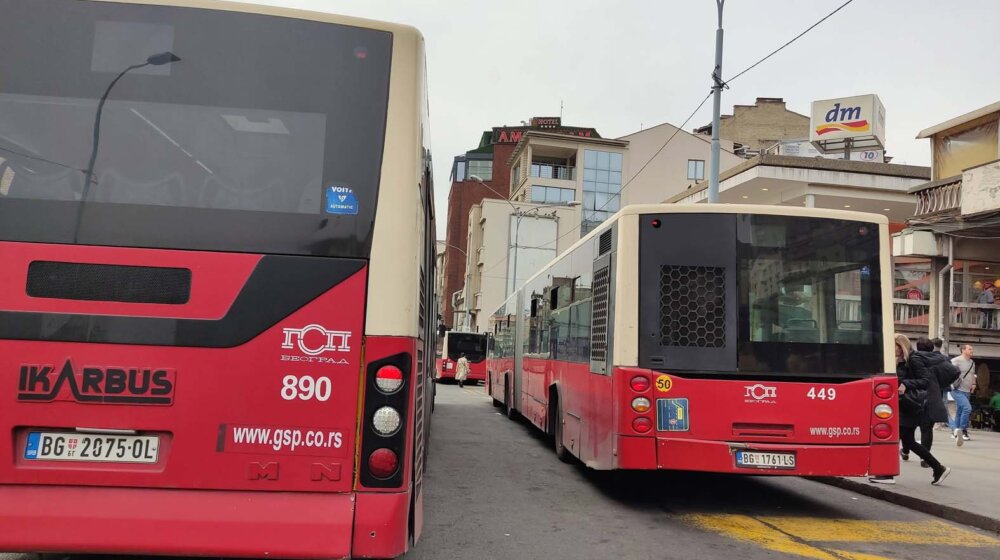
[325,186,358,215]
[809,94,885,149]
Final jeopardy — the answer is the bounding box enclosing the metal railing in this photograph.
[893,298,930,326]
[914,180,961,216]
[951,302,1000,330]
[530,163,574,181]
[891,299,1000,330]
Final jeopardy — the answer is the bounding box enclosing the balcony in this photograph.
[893,298,1000,345]
[530,163,575,181]
[912,160,1000,220]
[914,177,962,217]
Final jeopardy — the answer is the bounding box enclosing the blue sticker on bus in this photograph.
[325,186,359,215]
[24,432,40,459]
[657,398,689,432]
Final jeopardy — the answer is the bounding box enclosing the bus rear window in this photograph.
[0,0,391,257]
[447,333,488,363]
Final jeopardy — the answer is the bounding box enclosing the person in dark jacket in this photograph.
[899,337,953,485]
[872,334,913,484]
[902,338,959,464]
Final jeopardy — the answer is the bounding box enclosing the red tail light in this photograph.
[368,448,399,479]
[630,376,650,392]
[632,417,652,433]
[874,383,894,399]
[873,423,893,439]
[375,365,404,394]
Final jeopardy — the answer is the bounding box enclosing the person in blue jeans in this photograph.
[950,344,977,445]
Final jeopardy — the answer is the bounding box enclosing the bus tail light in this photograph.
[375,365,404,394]
[873,423,893,439]
[368,448,399,479]
[360,350,411,488]
[632,417,652,433]
[631,397,651,413]
[630,376,650,392]
[874,383,894,399]
[874,404,893,420]
[372,406,402,436]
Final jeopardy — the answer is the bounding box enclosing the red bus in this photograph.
[436,331,488,384]
[487,205,898,477]
[0,1,435,558]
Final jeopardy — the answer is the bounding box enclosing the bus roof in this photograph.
[495,203,889,314]
[91,0,422,39]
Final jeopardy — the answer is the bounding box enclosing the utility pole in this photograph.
[708,0,725,204]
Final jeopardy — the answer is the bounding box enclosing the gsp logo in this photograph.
[744,384,777,404]
[281,324,352,356]
[17,360,175,405]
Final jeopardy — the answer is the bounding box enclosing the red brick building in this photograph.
[441,119,599,328]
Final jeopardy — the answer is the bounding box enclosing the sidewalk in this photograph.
[819,428,1000,533]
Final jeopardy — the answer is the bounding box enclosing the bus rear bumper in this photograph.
[0,484,409,559]
[653,437,899,477]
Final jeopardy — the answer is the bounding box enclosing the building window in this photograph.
[467,159,493,181]
[687,159,705,181]
[582,150,622,234]
[454,160,466,182]
[530,186,575,204]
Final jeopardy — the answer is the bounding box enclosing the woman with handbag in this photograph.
[898,337,953,485]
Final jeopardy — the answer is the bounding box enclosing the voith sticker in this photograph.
[324,185,359,215]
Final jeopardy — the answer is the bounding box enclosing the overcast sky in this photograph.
[244,0,999,237]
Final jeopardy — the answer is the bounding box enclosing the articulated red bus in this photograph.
[0,1,434,557]
[436,331,488,384]
[487,205,898,477]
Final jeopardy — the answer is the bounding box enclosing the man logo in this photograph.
[744,384,777,403]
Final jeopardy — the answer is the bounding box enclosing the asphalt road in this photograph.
[4,383,998,560]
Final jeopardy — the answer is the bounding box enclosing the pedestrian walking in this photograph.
[455,354,470,388]
[905,338,959,466]
[950,344,977,444]
[892,337,954,485]
[932,337,945,354]
[871,334,912,484]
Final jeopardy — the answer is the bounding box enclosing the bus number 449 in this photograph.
[807,387,836,401]
[281,375,332,402]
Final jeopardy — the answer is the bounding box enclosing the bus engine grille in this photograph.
[659,265,726,348]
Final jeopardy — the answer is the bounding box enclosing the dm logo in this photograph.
[815,102,870,136]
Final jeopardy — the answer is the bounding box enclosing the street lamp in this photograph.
[75,52,181,242]
[469,175,580,296]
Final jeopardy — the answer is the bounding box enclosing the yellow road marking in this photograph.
[682,514,998,559]
[761,517,998,547]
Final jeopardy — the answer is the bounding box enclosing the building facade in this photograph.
[507,131,627,236]
[618,122,742,203]
[441,118,599,328]
[462,199,578,332]
[694,97,810,158]
[893,101,1000,400]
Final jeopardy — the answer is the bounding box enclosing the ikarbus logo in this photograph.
[815,101,870,136]
[17,360,175,405]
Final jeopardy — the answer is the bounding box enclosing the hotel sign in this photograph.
[491,125,600,145]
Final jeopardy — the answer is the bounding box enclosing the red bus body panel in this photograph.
[0,242,418,558]
[486,356,899,477]
[436,356,486,382]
